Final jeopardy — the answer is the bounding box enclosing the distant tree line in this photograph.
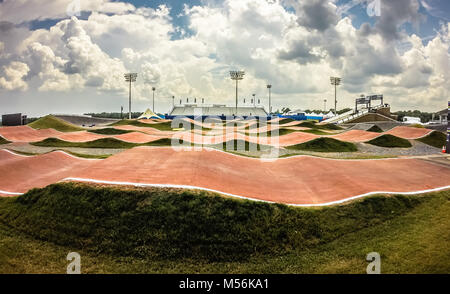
[84,112,143,119]
[274,107,352,115]
[393,110,433,123]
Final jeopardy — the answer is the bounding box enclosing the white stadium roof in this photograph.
[169,105,268,117]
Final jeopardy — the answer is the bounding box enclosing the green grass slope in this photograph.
[31,137,177,149]
[286,137,357,152]
[88,128,132,135]
[0,183,448,273]
[367,134,412,148]
[367,125,383,133]
[28,115,84,132]
[209,139,268,152]
[416,131,447,149]
[0,136,11,145]
[110,119,174,131]
[0,183,442,262]
[298,121,342,130]
[110,119,211,132]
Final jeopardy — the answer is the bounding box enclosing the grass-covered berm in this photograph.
[0,182,449,273]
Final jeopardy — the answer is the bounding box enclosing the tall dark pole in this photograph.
[330,77,341,115]
[334,83,337,115]
[129,80,132,119]
[230,71,245,117]
[172,96,175,108]
[124,73,137,119]
[152,87,156,112]
[267,84,272,114]
[235,79,238,115]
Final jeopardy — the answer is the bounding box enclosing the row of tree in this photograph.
[84,112,143,119]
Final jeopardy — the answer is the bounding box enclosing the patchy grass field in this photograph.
[0,183,448,273]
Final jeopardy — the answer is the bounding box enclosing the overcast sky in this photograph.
[0,0,449,117]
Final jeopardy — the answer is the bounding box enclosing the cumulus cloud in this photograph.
[0,0,135,24]
[363,0,425,42]
[286,0,339,32]
[0,0,448,114]
[0,61,30,91]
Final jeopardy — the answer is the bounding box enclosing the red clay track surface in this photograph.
[1,147,449,204]
[0,150,94,195]
[57,131,105,142]
[385,126,432,139]
[329,130,381,142]
[0,126,62,142]
[67,147,450,205]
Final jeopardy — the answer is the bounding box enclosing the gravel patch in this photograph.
[356,140,441,156]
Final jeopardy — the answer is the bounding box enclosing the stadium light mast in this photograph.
[230,70,245,116]
[124,73,137,119]
[267,84,272,114]
[330,77,341,115]
[152,87,156,112]
[252,93,256,107]
[172,96,175,108]
[324,99,327,112]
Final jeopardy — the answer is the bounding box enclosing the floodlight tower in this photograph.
[324,99,327,112]
[267,84,272,114]
[252,94,256,107]
[230,70,245,115]
[330,77,341,115]
[172,96,175,108]
[124,73,137,119]
[152,87,156,112]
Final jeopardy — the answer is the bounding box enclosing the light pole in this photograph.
[152,87,156,112]
[230,70,245,116]
[330,77,341,115]
[172,96,175,108]
[252,94,256,107]
[124,73,137,119]
[324,99,327,112]
[267,84,272,114]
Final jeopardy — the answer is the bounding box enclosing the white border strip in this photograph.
[1,148,31,157]
[0,190,23,196]
[62,177,450,207]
